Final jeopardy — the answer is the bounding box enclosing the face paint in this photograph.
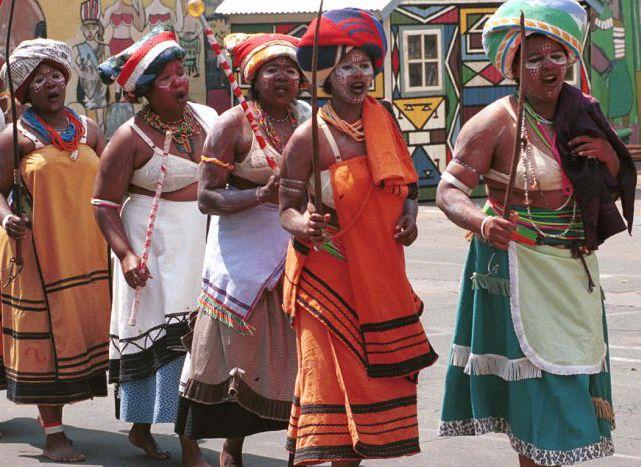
[27,63,68,112]
[254,56,301,107]
[146,59,190,115]
[521,36,567,102]
[329,49,374,105]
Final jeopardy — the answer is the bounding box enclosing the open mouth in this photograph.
[349,82,366,94]
[47,92,61,102]
[542,75,559,86]
[175,91,187,100]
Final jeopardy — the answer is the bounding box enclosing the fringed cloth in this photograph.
[0,141,110,404]
[284,98,438,463]
[175,285,296,439]
[440,204,615,464]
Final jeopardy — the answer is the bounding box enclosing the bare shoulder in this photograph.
[455,97,512,151]
[0,122,35,156]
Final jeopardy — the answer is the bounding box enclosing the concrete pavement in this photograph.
[1,190,640,466]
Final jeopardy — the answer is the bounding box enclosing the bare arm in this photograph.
[279,122,329,242]
[436,103,515,249]
[92,125,134,261]
[0,125,31,239]
[86,117,106,156]
[197,108,276,216]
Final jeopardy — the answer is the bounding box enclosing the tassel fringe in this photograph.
[592,397,616,429]
[197,291,255,335]
[450,345,542,381]
[471,272,510,296]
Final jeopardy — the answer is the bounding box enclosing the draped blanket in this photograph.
[0,143,110,404]
[198,203,291,335]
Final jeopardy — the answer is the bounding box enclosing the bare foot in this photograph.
[219,438,244,467]
[180,436,212,467]
[128,425,170,460]
[42,432,86,462]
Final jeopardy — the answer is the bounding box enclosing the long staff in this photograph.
[128,131,172,326]
[503,12,527,219]
[3,0,24,283]
[310,0,324,214]
[186,0,278,170]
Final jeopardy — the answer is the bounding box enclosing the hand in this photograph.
[121,252,152,289]
[257,175,280,205]
[569,136,615,162]
[305,212,331,244]
[482,215,517,250]
[394,214,418,246]
[2,214,29,240]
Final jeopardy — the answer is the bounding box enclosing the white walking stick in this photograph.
[128,131,173,326]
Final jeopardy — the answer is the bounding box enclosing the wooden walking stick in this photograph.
[503,12,527,220]
[186,0,278,171]
[128,131,172,326]
[310,0,325,215]
[3,0,24,284]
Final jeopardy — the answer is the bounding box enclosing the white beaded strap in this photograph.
[441,172,473,196]
[44,423,65,435]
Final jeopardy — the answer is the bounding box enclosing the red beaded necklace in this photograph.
[252,101,297,153]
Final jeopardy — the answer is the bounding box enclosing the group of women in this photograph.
[0,1,636,466]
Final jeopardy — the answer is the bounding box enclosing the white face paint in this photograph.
[329,49,374,105]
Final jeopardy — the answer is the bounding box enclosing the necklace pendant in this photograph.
[70,150,79,161]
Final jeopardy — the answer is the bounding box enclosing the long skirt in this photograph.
[439,237,615,466]
[110,194,207,423]
[175,285,297,439]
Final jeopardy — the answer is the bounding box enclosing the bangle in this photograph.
[480,216,492,240]
[255,187,263,205]
[2,214,12,230]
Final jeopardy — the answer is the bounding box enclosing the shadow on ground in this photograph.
[0,417,287,466]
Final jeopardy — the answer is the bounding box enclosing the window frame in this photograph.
[402,28,443,93]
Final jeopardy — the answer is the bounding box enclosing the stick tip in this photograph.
[187,0,205,18]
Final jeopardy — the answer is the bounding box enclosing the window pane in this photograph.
[407,35,421,60]
[425,62,439,87]
[424,34,438,59]
[409,63,423,88]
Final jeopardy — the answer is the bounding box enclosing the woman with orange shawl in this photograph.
[280,8,438,466]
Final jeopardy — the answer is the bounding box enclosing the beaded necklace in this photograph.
[319,104,365,142]
[252,101,297,153]
[139,105,202,154]
[22,107,84,160]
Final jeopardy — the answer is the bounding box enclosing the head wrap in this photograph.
[98,24,184,101]
[0,38,73,104]
[297,8,387,88]
[482,0,588,80]
[224,33,302,84]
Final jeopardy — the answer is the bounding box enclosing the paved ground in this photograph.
[1,184,640,466]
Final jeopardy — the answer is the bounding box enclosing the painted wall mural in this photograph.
[0,0,639,184]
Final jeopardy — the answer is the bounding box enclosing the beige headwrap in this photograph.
[0,38,73,103]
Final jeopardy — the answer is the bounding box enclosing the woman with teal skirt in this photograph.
[435,0,637,465]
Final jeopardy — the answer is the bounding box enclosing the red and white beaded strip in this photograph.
[128,131,173,326]
[201,25,278,170]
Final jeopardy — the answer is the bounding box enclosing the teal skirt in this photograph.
[439,237,614,465]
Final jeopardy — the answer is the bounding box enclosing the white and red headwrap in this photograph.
[223,33,302,83]
[99,24,184,98]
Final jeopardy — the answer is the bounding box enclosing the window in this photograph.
[403,29,442,92]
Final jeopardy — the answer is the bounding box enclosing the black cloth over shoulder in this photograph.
[553,83,637,250]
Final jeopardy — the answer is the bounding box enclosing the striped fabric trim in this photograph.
[485,201,584,246]
[44,269,110,293]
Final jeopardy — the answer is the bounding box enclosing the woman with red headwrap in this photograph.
[280,8,438,466]
[174,32,310,466]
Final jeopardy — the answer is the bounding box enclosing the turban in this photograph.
[297,8,387,88]
[482,0,588,80]
[0,38,73,104]
[224,33,301,83]
[98,24,184,100]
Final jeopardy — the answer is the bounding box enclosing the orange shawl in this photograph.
[284,97,436,378]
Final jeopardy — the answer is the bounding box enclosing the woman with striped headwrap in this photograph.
[436,1,636,465]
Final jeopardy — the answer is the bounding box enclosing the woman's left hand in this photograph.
[394,214,418,246]
[569,136,616,162]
